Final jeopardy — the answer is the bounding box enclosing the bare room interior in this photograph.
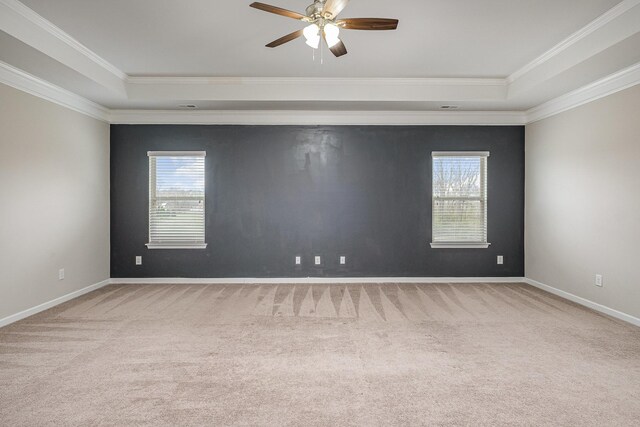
[1,0,639,425]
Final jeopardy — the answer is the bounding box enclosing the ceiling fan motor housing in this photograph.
[306,1,326,20]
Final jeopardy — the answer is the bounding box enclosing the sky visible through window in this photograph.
[156,156,205,196]
[149,154,206,245]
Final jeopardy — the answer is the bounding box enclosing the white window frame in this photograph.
[146,151,207,250]
[430,151,490,249]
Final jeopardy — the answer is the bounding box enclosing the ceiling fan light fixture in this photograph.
[250,1,399,58]
[303,23,320,49]
[324,23,340,47]
[306,37,320,49]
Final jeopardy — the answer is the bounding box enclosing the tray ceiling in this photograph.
[1,0,639,122]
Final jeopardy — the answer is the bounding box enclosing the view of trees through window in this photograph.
[432,153,487,244]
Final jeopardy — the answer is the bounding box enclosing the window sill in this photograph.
[430,243,491,249]
[146,243,208,250]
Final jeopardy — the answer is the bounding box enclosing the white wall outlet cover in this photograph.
[295,256,301,265]
[135,256,142,265]
[315,256,321,265]
[497,255,504,265]
[595,274,603,287]
[58,268,65,280]
[340,256,346,265]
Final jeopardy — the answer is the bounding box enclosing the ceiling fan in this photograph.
[250,0,399,58]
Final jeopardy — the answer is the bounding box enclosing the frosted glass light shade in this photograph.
[324,23,340,48]
[303,24,320,49]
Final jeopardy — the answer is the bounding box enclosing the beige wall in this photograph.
[0,83,110,321]
[525,84,640,319]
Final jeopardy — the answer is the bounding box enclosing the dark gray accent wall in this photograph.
[111,125,524,278]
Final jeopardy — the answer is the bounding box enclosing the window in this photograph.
[431,151,489,248]
[147,151,206,249]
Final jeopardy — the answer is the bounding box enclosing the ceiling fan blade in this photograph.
[323,0,350,19]
[266,29,304,48]
[337,18,399,30]
[249,2,306,20]
[327,38,348,57]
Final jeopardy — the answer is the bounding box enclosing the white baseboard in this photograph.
[0,279,111,328]
[524,278,640,327]
[109,277,525,285]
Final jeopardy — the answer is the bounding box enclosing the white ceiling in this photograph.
[1,0,639,119]
[18,0,620,77]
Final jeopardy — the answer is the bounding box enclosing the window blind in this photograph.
[147,151,206,249]
[432,151,489,247]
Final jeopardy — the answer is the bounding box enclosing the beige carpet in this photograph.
[1,283,639,426]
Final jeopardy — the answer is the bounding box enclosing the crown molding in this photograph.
[0,0,127,94]
[508,0,640,84]
[1,0,638,121]
[507,0,640,100]
[0,0,126,80]
[525,61,640,123]
[127,76,506,87]
[0,0,637,127]
[126,77,508,103]
[0,58,523,126]
[3,53,638,127]
[0,60,110,122]
[109,109,526,126]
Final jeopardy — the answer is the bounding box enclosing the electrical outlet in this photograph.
[340,256,346,265]
[314,256,321,265]
[58,268,65,280]
[595,274,603,287]
[135,256,142,265]
[295,256,301,265]
[497,255,504,265]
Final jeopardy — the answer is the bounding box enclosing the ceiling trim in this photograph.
[126,77,507,103]
[508,0,640,84]
[0,61,109,122]
[2,0,639,112]
[0,60,110,121]
[0,0,126,94]
[2,54,638,126]
[507,0,640,100]
[0,0,126,79]
[109,109,526,126]
[526,61,640,123]
[127,76,506,86]
[0,60,520,125]
[0,1,638,126]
